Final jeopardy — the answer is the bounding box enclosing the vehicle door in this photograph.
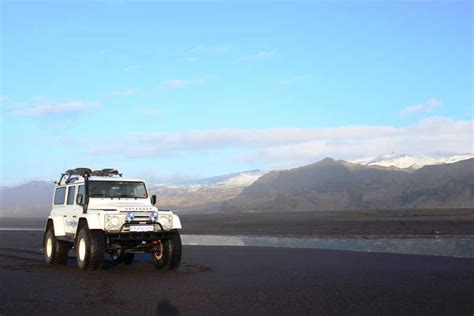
[51,186,67,219]
[65,184,86,234]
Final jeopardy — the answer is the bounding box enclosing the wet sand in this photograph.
[179,208,474,237]
[3,208,474,238]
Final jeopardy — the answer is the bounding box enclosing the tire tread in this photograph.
[153,230,182,270]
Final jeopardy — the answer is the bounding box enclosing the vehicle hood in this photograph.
[87,198,155,211]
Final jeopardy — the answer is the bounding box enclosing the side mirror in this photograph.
[151,195,157,205]
[76,194,84,206]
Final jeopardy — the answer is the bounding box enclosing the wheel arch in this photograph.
[45,216,66,237]
[75,215,102,236]
[172,214,182,229]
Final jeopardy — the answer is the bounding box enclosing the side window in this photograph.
[67,186,76,205]
[77,185,85,204]
[54,187,66,205]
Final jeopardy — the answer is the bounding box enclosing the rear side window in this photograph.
[67,186,76,205]
[54,187,66,205]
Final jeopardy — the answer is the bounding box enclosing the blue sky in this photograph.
[0,1,472,185]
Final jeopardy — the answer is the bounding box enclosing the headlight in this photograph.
[158,214,173,230]
[150,211,158,222]
[111,217,119,226]
[126,212,135,223]
[105,214,125,231]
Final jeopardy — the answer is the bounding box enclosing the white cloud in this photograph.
[160,75,215,89]
[123,65,140,72]
[86,117,473,167]
[184,56,199,63]
[190,44,230,54]
[162,79,189,89]
[237,50,277,62]
[183,44,229,64]
[111,88,138,96]
[400,98,441,117]
[280,75,312,86]
[12,100,102,116]
[136,107,163,117]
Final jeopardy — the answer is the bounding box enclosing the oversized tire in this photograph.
[152,230,182,270]
[44,224,70,265]
[76,227,105,270]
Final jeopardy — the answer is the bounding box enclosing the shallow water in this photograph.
[182,234,474,258]
[1,226,472,258]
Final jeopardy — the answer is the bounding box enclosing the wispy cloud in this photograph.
[110,88,138,96]
[86,117,473,166]
[12,100,102,116]
[136,107,163,117]
[160,75,216,89]
[280,75,312,86]
[190,44,230,54]
[162,79,189,89]
[123,65,140,72]
[184,56,199,63]
[183,44,230,63]
[400,98,441,117]
[237,50,277,62]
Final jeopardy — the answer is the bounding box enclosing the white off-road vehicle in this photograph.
[43,168,182,270]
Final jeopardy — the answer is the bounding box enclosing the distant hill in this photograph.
[150,169,264,209]
[0,181,54,217]
[1,159,473,217]
[0,170,265,217]
[219,158,474,212]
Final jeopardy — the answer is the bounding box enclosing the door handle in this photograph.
[63,215,67,217]
[72,216,77,218]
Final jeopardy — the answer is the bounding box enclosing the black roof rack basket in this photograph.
[57,168,92,185]
[66,168,93,177]
[57,168,122,185]
[91,168,122,177]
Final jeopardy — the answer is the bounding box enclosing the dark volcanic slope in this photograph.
[223,158,474,211]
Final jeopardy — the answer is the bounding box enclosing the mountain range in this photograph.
[352,153,473,170]
[150,169,264,209]
[220,158,474,212]
[1,154,473,217]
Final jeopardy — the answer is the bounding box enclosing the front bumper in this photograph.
[105,228,177,253]
[104,219,178,252]
[106,230,176,242]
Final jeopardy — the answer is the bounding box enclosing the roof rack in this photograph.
[56,168,123,185]
[91,168,122,177]
[57,168,92,185]
[66,168,92,177]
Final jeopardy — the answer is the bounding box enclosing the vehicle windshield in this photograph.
[88,181,148,199]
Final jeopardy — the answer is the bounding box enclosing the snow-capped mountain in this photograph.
[150,170,265,209]
[176,169,264,187]
[352,153,474,170]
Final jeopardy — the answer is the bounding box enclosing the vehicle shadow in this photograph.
[155,299,180,316]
